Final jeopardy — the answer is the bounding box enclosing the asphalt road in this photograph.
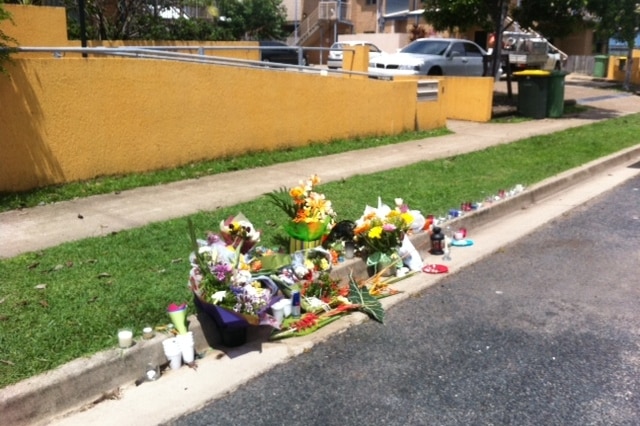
[167,174,640,426]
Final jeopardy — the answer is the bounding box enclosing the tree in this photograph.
[587,0,639,90]
[511,0,588,41]
[0,1,18,74]
[216,0,287,41]
[64,0,287,41]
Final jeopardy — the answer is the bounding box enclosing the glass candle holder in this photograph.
[118,329,133,348]
[142,327,154,340]
[145,363,160,381]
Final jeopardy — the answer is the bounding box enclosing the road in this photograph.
[168,174,640,426]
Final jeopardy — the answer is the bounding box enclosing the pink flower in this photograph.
[167,302,187,312]
[382,223,397,232]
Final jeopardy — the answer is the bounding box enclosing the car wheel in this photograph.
[427,67,443,76]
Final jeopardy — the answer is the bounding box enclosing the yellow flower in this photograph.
[319,258,329,270]
[400,212,414,226]
[368,226,383,239]
[290,186,305,200]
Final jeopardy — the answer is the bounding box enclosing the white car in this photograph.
[369,38,487,77]
[328,41,384,69]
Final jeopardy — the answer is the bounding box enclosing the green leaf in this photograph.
[264,186,297,219]
[347,274,385,323]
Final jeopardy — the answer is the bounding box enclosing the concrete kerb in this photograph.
[3,144,640,426]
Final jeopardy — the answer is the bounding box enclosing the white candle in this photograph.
[344,242,355,259]
[118,329,133,348]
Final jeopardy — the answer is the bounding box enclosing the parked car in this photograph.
[259,41,308,66]
[368,38,487,77]
[327,41,385,69]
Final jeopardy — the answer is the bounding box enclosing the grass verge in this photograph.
[0,129,450,213]
[1,114,639,388]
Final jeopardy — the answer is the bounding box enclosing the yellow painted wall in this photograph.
[606,50,640,84]
[89,40,260,61]
[436,76,494,122]
[397,76,494,123]
[0,5,68,47]
[0,4,493,193]
[0,58,424,191]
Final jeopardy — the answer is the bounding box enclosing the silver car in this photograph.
[369,38,487,77]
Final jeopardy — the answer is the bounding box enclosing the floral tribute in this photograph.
[266,245,397,339]
[187,216,277,325]
[266,174,336,242]
[353,197,414,271]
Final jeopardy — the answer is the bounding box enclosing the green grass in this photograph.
[1,113,640,388]
[0,129,450,213]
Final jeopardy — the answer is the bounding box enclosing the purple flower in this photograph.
[207,233,222,245]
[211,263,232,281]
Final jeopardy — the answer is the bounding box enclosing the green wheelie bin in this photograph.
[593,55,609,78]
[547,70,568,118]
[514,70,550,119]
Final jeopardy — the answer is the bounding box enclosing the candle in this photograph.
[344,241,355,259]
[142,327,154,340]
[145,363,160,381]
[118,329,133,348]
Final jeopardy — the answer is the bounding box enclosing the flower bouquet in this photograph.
[269,273,385,340]
[187,219,280,337]
[269,247,335,313]
[353,197,414,276]
[266,174,336,252]
[219,212,260,254]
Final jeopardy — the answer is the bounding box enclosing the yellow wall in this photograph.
[0,4,494,192]
[0,5,68,46]
[0,58,426,191]
[436,76,494,122]
[606,50,640,84]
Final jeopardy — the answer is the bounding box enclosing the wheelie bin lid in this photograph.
[513,70,551,77]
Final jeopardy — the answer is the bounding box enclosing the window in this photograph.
[464,42,484,57]
[450,43,466,56]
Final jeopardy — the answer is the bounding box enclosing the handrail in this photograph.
[5,46,378,79]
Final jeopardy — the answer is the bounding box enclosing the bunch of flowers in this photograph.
[353,198,414,256]
[188,218,274,319]
[219,213,261,254]
[267,174,336,241]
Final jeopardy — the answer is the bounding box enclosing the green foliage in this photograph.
[511,0,588,40]
[64,0,287,41]
[422,0,501,32]
[0,1,18,74]
[216,0,287,40]
[347,275,384,323]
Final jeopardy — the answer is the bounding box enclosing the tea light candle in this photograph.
[145,363,160,381]
[142,327,154,340]
[118,329,133,348]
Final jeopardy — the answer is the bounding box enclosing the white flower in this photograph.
[394,198,404,207]
[211,290,227,304]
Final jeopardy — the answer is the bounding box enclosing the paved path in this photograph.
[1,77,638,259]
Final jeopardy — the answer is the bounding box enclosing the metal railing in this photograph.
[6,45,381,79]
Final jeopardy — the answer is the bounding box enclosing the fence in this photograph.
[565,55,596,75]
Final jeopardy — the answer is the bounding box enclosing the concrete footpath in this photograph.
[1,76,640,426]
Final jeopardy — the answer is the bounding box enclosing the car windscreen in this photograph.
[401,40,449,56]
